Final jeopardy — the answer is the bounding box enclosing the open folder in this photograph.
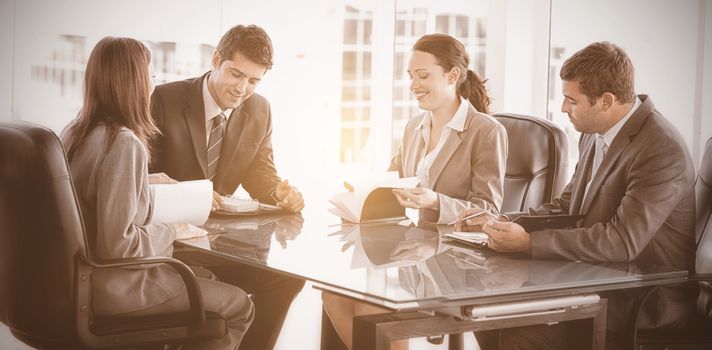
[149,179,212,226]
[329,173,419,223]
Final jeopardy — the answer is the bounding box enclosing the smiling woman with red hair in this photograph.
[323,33,507,350]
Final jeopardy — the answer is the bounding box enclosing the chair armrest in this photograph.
[629,274,710,348]
[78,255,205,331]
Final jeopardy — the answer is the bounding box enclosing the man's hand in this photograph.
[482,221,531,253]
[211,191,223,211]
[454,208,501,231]
[392,187,439,210]
[274,215,304,248]
[275,180,305,213]
[148,172,178,184]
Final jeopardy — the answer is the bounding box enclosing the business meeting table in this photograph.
[174,203,688,350]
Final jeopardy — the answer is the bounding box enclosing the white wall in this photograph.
[550,0,709,166]
[487,0,550,117]
[0,0,13,122]
[12,0,224,132]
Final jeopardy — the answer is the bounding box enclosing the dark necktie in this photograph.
[582,135,608,204]
[207,112,226,180]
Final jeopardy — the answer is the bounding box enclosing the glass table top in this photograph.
[176,204,688,310]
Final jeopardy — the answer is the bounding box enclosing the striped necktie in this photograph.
[207,112,226,180]
[591,134,608,178]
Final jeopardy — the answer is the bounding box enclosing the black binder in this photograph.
[513,214,584,232]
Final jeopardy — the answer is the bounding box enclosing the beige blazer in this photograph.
[62,123,184,316]
[389,103,508,224]
[530,95,697,330]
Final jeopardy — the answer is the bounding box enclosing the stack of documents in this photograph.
[221,197,259,213]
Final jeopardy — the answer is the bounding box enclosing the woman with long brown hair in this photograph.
[322,33,507,350]
[61,36,253,349]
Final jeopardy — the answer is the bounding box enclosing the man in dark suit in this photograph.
[458,42,697,349]
[149,24,305,350]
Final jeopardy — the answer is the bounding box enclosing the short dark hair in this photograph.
[560,41,635,104]
[216,24,273,69]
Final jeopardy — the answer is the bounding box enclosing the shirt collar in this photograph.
[598,96,641,147]
[415,98,469,132]
[202,73,233,122]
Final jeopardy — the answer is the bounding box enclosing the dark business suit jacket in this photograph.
[149,72,281,204]
[529,95,697,330]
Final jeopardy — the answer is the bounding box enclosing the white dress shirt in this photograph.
[415,98,469,188]
[583,96,642,199]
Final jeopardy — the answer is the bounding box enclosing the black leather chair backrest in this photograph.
[493,113,569,212]
[695,138,712,318]
[0,122,89,344]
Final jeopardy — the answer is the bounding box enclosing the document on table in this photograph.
[149,179,212,226]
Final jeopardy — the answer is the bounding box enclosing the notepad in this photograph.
[212,196,284,217]
[220,196,259,213]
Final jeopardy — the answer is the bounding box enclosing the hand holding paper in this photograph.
[392,187,439,210]
[150,179,212,226]
[329,172,419,223]
[148,172,178,184]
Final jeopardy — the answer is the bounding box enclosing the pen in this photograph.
[448,210,488,225]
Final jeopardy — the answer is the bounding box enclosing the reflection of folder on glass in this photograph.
[512,214,584,232]
[329,175,419,223]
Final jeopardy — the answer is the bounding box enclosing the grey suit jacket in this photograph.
[530,95,697,330]
[389,103,508,224]
[61,124,183,316]
[150,72,282,203]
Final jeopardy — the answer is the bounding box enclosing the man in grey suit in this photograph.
[149,24,305,350]
[458,41,697,349]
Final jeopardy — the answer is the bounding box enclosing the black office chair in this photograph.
[493,113,570,212]
[441,114,571,349]
[0,121,225,349]
[632,137,712,349]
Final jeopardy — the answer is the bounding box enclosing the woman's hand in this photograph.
[390,238,437,262]
[173,223,208,240]
[148,172,178,184]
[392,187,439,210]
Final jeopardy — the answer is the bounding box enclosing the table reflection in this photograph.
[175,211,687,308]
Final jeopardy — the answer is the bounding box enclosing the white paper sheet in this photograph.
[149,179,212,226]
